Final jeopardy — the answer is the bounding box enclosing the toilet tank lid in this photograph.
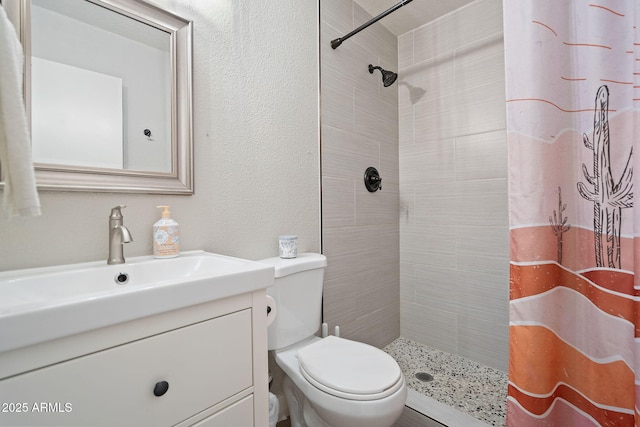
[258,253,327,278]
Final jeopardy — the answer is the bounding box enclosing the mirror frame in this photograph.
[4,0,194,194]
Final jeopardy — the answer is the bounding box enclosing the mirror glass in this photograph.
[4,0,193,194]
[31,0,171,172]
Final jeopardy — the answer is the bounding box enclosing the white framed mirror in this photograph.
[3,0,193,194]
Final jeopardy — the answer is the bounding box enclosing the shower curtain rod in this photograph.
[331,0,413,49]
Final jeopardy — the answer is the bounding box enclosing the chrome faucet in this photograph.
[108,205,133,265]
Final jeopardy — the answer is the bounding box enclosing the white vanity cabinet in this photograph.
[0,291,269,427]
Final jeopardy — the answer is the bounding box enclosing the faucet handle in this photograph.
[110,205,127,219]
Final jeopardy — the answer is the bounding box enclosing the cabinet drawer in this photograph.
[0,309,253,427]
[190,395,253,427]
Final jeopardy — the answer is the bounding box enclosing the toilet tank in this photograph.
[258,253,327,350]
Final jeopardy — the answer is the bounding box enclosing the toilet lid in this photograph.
[296,336,402,398]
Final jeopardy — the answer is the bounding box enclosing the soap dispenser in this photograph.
[153,205,179,258]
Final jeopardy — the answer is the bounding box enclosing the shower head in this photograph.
[368,64,398,87]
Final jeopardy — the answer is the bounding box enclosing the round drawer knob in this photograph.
[153,381,169,397]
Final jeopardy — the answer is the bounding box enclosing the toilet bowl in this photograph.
[259,253,407,427]
[275,336,407,427]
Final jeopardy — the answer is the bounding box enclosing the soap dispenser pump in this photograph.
[153,205,179,258]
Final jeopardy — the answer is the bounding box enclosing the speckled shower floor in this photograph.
[383,337,508,426]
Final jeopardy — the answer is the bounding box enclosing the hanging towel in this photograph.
[0,5,41,217]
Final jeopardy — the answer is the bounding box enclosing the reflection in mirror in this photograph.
[31,0,172,172]
[3,0,193,194]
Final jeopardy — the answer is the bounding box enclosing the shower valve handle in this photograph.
[364,167,382,192]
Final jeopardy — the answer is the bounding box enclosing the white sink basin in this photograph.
[0,251,274,353]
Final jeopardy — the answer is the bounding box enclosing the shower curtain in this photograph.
[504,1,639,426]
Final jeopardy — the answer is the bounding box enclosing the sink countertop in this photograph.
[0,251,274,354]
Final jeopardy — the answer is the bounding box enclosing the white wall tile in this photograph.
[400,273,416,302]
[413,16,458,65]
[353,3,398,73]
[321,0,353,36]
[322,225,383,280]
[399,107,414,146]
[399,56,455,110]
[380,223,401,265]
[414,265,464,311]
[356,187,399,225]
[399,183,414,225]
[401,302,458,354]
[414,266,508,325]
[347,299,400,348]
[321,21,383,96]
[378,301,401,347]
[398,0,508,371]
[455,130,507,181]
[457,225,509,262]
[401,223,457,257]
[322,125,380,180]
[451,179,508,226]
[354,88,398,143]
[453,85,506,136]
[399,139,456,185]
[321,74,354,132]
[458,270,510,325]
[322,177,356,228]
[324,267,391,327]
[400,249,457,270]
[454,33,505,93]
[398,32,414,70]
[324,264,400,347]
[454,0,504,51]
[413,94,460,143]
[380,141,400,185]
[321,0,399,350]
[457,316,509,371]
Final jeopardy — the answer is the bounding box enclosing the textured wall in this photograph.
[398,0,509,371]
[320,0,400,348]
[0,1,320,271]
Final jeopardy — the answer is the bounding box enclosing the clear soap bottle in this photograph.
[153,205,179,258]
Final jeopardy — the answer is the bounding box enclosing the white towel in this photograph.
[0,6,41,217]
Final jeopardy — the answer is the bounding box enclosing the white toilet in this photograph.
[260,253,407,427]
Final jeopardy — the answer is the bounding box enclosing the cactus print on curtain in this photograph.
[504,1,640,426]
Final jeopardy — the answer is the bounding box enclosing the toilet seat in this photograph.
[296,336,403,401]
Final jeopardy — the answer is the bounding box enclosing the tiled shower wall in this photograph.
[320,0,400,348]
[398,0,509,371]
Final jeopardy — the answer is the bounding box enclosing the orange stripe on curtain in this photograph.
[510,325,635,410]
[511,263,635,327]
[508,383,634,426]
